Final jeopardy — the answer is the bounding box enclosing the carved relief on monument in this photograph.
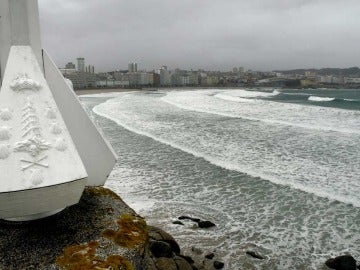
[14,137,51,157]
[0,144,10,159]
[10,74,42,92]
[55,138,68,152]
[21,98,41,137]
[13,98,51,188]
[15,99,51,156]
[0,127,11,141]
[0,109,13,121]
[29,169,45,187]
[20,155,49,171]
[50,123,62,135]
[45,106,57,120]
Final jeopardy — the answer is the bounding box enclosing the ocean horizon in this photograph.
[81,88,360,269]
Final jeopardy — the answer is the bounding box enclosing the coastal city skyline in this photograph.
[60,57,360,89]
[38,0,360,72]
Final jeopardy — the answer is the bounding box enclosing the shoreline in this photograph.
[75,86,360,97]
[76,88,141,96]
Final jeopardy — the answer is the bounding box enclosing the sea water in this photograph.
[81,88,360,269]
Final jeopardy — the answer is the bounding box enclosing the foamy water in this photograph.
[308,96,336,102]
[82,89,360,269]
[162,90,360,134]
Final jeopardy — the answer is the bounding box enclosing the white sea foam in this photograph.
[161,90,360,134]
[215,89,280,99]
[344,98,359,102]
[93,93,360,207]
[308,96,335,102]
[214,93,256,103]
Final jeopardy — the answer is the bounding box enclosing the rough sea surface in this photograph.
[81,88,360,269]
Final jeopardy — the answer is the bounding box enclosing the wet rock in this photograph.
[172,220,184,225]
[148,226,181,254]
[246,250,265,260]
[149,240,173,258]
[197,220,216,228]
[325,255,357,270]
[146,257,157,270]
[205,253,215,260]
[213,261,225,269]
[179,216,201,223]
[179,254,195,264]
[174,256,193,270]
[155,257,177,270]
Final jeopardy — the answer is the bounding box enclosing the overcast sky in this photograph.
[38,0,360,72]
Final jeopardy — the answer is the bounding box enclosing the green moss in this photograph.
[102,214,148,249]
[87,187,122,200]
[56,241,134,270]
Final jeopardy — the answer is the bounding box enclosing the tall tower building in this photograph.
[128,62,138,73]
[77,57,85,72]
[65,62,76,69]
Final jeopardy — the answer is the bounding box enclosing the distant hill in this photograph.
[274,67,360,77]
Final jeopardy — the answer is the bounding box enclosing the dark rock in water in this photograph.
[149,240,173,258]
[246,250,265,260]
[205,253,215,260]
[325,255,357,270]
[178,216,200,223]
[213,261,225,269]
[172,220,184,226]
[197,220,216,228]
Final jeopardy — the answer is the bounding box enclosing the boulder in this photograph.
[179,254,195,264]
[148,226,181,254]
[174,256,194,270]
[172,221,184,226]
[155,257,177,270]
[197,220,216,228]
[149,241,173,258]
[213,261,225,269]
[205,253,215,260]
[325,255,357,270]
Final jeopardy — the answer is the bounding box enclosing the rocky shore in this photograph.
[0,187,208,270]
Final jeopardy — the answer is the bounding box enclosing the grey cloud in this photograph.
[38,0,360,71]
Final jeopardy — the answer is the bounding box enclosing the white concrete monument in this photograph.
[0,0,117,221]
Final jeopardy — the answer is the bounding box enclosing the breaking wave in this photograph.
[308,96,336,102]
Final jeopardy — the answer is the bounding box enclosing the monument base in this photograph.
[3,208,65,222]
[0,178,86,221]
